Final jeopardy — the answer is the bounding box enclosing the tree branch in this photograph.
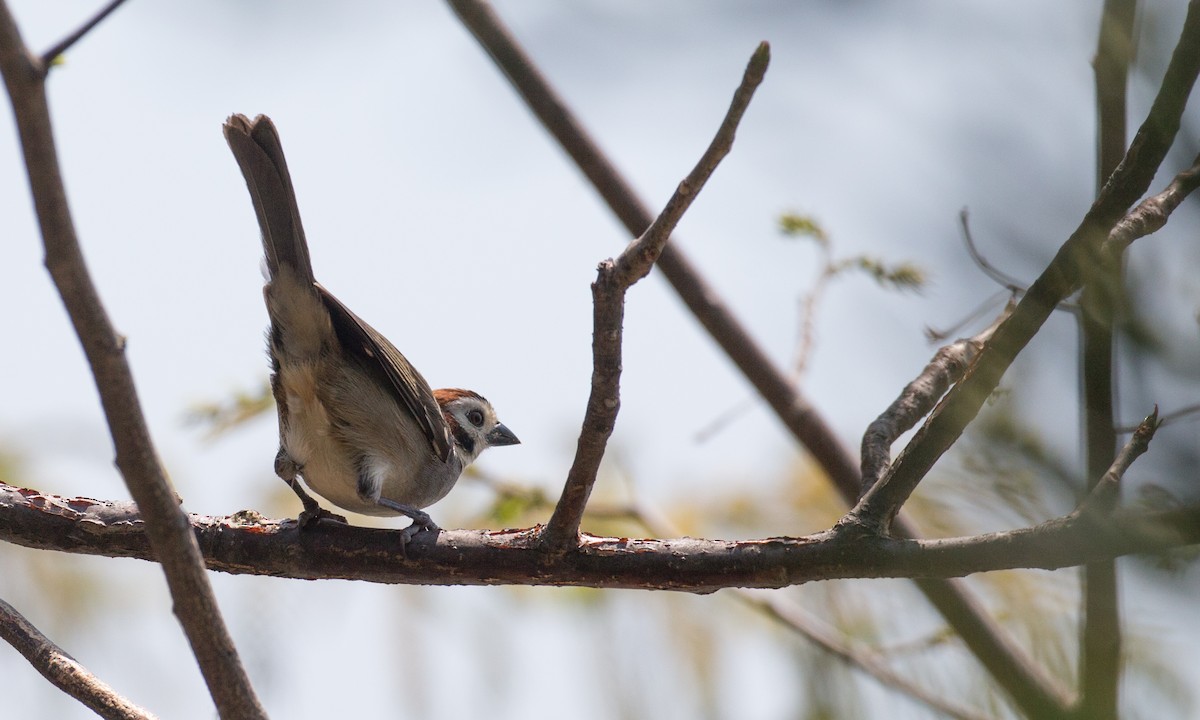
[0,5,264,718]
[0,485,1195,591]
[1103,150,1200,257]
[1080,3,1138,715]
[540,44,769,550]
[858,303,1012,498]
[38,0,129,71]
[443,0,862,495]
[848,0,1200,536]
[0,597,157,720]
[1078,408,1158,516]
[443,2,1073,715]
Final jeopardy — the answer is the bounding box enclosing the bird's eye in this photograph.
[467,409,485,427]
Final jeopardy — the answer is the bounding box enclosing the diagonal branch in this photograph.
[1078,408,1158,516]
[444,0,861,495]
[859,303,1012,498]
[540,43,770,551]
[443,2,1073,716]
[0,4,265,718]
[1103,150,1200,256]
[738,592,992,720]
[38,0,130,72]
[0,597,157,720]
[848,0,1200,536]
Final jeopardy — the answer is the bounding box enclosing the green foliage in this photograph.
[185,381,274,438]
[839,256,927,293]
[779,212,829,247]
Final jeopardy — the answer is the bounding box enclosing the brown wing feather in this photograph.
[314,283,453,462]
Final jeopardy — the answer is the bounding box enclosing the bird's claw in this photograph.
[296,506,347,529]
[399,516,440,547]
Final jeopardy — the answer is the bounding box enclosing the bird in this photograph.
[222,113,519,541]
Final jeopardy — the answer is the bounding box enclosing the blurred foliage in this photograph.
[0,446,120,648]
[184,381,274,439]
[779,211,927,294]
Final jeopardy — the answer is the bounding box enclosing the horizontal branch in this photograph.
[0,485,1195,592]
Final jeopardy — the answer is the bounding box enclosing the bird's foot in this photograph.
[399,514,440,545]
[296,505,347,530]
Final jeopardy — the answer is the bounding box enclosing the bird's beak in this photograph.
[487,423,520,447]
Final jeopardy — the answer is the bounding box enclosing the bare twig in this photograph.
[444,2,1072,715]
[1116,401,1200,431]
[613,43,769,287]
[1078,408,1159,516]
[0,483,1197,590]
[959,210,1026,293]
[858,303,1013,499]
[1103,150,1200,257]
[38,0,129,71]
[540,43,770,551]
[444,0,861,493]
[0,5,265,718]
[848,0,1200,537]
[924,291,1015,343]
[0,597,157,720]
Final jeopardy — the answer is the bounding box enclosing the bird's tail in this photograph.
[223,113,315,286]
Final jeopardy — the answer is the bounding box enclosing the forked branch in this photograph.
[848,0,1200,536]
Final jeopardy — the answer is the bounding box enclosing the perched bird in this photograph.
[223,113,518,540]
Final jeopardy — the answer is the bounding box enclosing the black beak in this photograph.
[487,423,520,447]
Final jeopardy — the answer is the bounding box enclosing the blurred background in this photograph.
[1,1,1199,718]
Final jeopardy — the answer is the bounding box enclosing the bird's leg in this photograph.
[275,448,346,528]
[376,497,440,544]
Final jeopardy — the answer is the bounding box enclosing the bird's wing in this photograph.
[314,282,454,462]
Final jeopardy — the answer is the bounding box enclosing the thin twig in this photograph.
[0,4,266,718]
[1115,401,1200,431]
[1078,407,1159,516]
[959,210,1026,292]
[848,0,1200,537]
[613,43,769,287]
[540,44,770,551]
[443,0,862,492]
[0,597,157,720]
[1103,150,1200,257]
[444,2,1073,716]
[38,0,129,72]
[924,290,1014,343]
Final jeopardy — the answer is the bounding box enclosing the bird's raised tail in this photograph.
[223,113,315,285]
